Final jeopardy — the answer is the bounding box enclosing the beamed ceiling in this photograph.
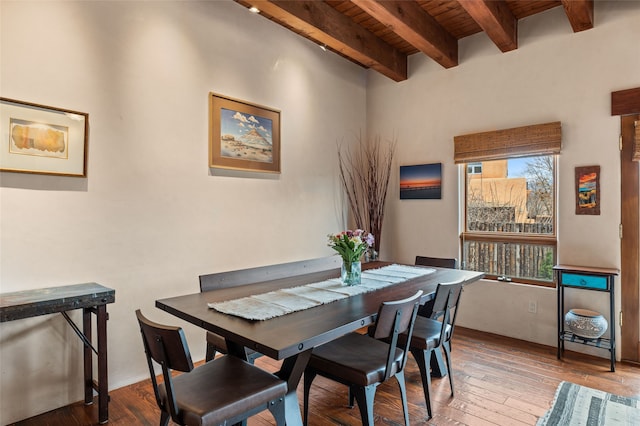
[235,0,595,81]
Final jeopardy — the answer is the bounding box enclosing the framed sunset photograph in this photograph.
[209,93,280,173]
[400,163,442,200]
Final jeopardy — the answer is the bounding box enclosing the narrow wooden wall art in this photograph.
[575,165,600,215]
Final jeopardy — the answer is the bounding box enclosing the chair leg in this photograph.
[246,350,260,364]
[442,344,454,396]
[160,411,170,426]
[268,397,286,426]
[303,369,317,426]
[205,342,216,362]
[394,370,410,426]
[411,347,433,419]
[351,384,376,426]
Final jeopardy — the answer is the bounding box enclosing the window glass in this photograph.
[463,156,556,285]
[467,162,482,174]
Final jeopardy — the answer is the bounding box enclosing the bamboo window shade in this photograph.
[454,121,561,164]
[634,120,640,161]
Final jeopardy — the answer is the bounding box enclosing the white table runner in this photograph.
[208,264,435,320]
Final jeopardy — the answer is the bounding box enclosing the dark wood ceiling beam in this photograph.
[612,88,640,116]
[350,0,458,69]
[561,0,594,32]
[242,0,407,81]
[457,0,517,52]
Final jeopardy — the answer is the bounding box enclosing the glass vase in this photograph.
[341,260,362,286]
[364,247,378,262]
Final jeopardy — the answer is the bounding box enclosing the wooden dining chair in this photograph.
[406,281,464,419]
[414,255,458,319]
[415,255,458,269]
[302,291,423,426]
[135,310,287,426]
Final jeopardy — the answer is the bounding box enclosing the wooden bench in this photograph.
[199,256,342,361]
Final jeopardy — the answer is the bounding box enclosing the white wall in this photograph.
[0,1,366,423]
[2,0,639,423]
[368,2,639,354]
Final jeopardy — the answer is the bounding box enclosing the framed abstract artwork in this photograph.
[0,98,88,176]
[209,93,280,173]
[575,165,600,215]
[400,163,442,199]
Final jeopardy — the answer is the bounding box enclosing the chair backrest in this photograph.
[136,309,194,372]
[199,256,342,291]
[430,281,463,322]
[415,256,457,269]
[430,281,464,348]
[369,291,422,381]
[136,309,194,422]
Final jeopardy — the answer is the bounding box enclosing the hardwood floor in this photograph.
[10,327,640,426]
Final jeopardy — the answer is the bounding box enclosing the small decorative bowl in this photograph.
[564,309,608,339]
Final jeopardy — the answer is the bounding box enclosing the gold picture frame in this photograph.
[209,93,280,173]
[0,98,88,177]
[575,165,600,215]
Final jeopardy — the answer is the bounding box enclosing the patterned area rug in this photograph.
[537,381,640,425]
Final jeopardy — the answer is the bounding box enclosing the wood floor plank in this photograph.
[8,327,640,425]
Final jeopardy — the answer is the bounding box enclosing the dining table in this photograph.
[155,260,484,425]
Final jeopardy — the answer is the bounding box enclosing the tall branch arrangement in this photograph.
[338,134,396,255]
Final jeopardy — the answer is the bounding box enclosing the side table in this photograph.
[555,264,618,372]
[0,283,115,423]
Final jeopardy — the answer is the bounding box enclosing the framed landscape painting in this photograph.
[575,165,600,215]
[0,98,88,176]
[209,93,280,173]
[400,163,442,199]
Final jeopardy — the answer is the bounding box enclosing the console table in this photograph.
[555,265,618,372]
[0,283,115,424]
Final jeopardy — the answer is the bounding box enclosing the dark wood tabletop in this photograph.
[0,282,115,322]
[155,261,484,360]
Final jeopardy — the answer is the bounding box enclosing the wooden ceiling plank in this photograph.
[243,0,407,81]
[351,0,458,68]
[560,0,594,32]
[506,0,561,20]
[458,0,517,52]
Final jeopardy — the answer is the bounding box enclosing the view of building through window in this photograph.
[462,156,556,285]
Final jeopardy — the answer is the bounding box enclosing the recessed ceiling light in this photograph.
[249,6,260,13]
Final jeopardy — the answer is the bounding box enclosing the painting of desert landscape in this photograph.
[219,107,273,163]
[400,163,442,199]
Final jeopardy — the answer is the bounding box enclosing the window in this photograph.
[467,162,482,174]
[454,122,561,287]
[462,156,556,286]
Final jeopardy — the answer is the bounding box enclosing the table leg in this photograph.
[225,342,310,426]
[82,308,93,405]
[277,350,312,426]
[225,342,252,426]
[96,305,109,424]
